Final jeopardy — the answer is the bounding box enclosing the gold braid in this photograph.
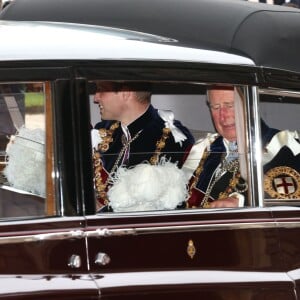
[93,122,119,206]
[187,147,210,208]
[150,127,171,165]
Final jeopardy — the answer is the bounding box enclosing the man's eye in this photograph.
[210,103,234,110]
[225,103,234,108]
[210,104,220,110]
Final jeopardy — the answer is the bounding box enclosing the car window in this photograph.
[259,89,300,206]
[0,81,57,219]
[90,81,250,213]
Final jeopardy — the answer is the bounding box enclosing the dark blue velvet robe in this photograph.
[263,123,300,199]
[95,105,194,172]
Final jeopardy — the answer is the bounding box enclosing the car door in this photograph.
[86,209,292,300]
[81,64,297,300]
[258,84,300,300]
[0,74,99,299]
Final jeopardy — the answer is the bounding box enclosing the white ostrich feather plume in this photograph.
[3,126,45,197]
[107,158,188,212]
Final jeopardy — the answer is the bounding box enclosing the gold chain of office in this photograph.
[92,121,171,207]
[188,147,246,208]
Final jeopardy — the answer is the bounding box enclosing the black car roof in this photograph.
[1,0,300,73]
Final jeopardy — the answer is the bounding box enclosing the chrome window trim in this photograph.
[0,216,85,225]
[0,219,300,245]
[246,86,264,207]
[92,206,299,218]
[86,220,300,238]
[259,88,300,99]
[0,230,85,245]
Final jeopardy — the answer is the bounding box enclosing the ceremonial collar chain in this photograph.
[109,129,142,176]
[188,149,247,208]
[93,122,171,209]
[205,157,239,205]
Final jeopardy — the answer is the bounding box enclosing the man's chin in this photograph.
[223,130,236,141]
[100,112,107,120]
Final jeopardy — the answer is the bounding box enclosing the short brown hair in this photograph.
[96,81,152,103]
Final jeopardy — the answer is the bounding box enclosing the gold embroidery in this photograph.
[99,123,119,152]
[187,147,210,208]
[264,166,300,199]
[150,127,171,165]
[93,125,171,209]
[93,122,119,208]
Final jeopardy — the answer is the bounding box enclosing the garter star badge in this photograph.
[264,166,300,199]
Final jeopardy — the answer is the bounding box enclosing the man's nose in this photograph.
[218,106,229,118]
[93,93,100,103]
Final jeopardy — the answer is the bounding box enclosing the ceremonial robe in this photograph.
[93,104,194,210]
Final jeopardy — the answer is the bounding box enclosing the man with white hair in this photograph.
[184,85,300,208]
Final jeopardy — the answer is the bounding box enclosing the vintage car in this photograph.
[0,0,299,299]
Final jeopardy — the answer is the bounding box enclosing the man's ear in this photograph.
[121,89,133,102]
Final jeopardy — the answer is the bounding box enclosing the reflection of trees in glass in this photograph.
[25,92,44,114]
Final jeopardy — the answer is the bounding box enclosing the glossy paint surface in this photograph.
[85,209,295,299]
[0,21,254,65]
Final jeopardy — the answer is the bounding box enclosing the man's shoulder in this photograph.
[94,120,117,130]
[182,133,219,176]
[263,130,300,199]
[156,109,195,145]
[264,130,300,171]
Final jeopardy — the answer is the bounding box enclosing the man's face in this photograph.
[208,88,236,141]
[94,82,124,121]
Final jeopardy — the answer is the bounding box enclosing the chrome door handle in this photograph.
[95,252,111,266]
[68,254,82,268]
